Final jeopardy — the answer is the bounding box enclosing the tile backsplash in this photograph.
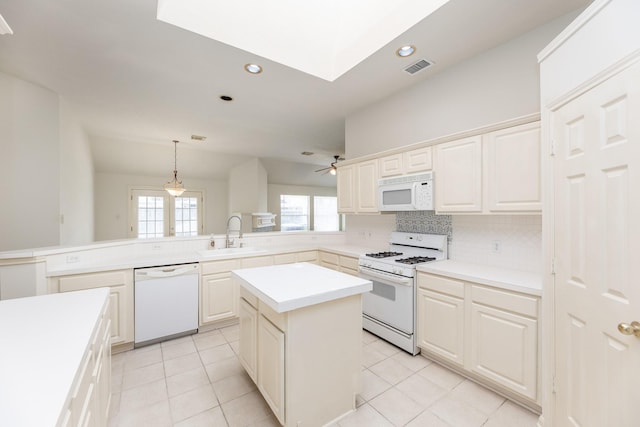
[449,215,542,273]
[396,211,452,240]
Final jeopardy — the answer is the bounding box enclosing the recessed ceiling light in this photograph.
[220,95,233,101]
[396,45,416,58]
[244,63,263,74]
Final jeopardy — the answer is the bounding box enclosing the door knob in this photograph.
[617,321,640,337]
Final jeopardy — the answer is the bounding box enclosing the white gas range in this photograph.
[358,232,448,355]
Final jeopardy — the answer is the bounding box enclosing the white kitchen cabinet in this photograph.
[337,160,379,214]
[272,251,317,265]
[238,296,258,382]
[434,135,483,212]
[319,251,358,276]
[485,121,541,212]
[417,288,465,366]
[417,271,540,406]
[379,146,433,178]
[434,122,541,214]
[53,269,133,346]
[235,264,364,427]
[241,255,274,269]
[257,313,286,424]
[200,259,240,326]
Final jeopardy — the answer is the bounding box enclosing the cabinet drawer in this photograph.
[59,270,128,292]
[297,250,317,263]
[339,256,359,271]
[242,256,274,269]
[273,253,297,265]
[319,251,339,265]
[240,287,258,309]
[417,272,464,298]
[259,300,287,332]
[471,285,538,318]
[201,259,240,275]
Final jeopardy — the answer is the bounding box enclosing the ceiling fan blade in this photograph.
[315,166,330,172]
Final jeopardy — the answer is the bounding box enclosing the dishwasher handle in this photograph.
[136,264,198,279]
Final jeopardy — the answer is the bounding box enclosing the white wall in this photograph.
[229,158,268,214]
[94,172,228,241]
[267,184,337,231]
[59,99,94,246]
[345,13,577,158]
[0,72,60,251]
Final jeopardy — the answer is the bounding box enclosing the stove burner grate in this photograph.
[395,256,436,265]
[365,251,403,259]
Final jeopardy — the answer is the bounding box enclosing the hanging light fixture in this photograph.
[164,140,186,196]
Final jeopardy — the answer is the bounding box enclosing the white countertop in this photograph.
[0,288,109,427]
[233,262,373,313]
[417,260,542,296]
[46,244,376,277]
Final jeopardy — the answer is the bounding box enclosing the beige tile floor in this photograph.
[109,325,540,427]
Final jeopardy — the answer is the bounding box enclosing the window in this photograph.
[130,189,203,238]
[280,194,341,232]
[313,196,339,231]
[280,195,310,231]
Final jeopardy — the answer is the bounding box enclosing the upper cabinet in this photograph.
[337,160,379,214]
[434,136,483,213]
[485,122,541,212]
[379,146,433,178]
[434,121,541,214]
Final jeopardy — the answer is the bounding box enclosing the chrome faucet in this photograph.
[225,215,243,248]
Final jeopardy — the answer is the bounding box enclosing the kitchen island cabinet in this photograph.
[233,263,372,426]
[0,288,111,427]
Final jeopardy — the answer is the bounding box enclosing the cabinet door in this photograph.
[379,153,404,177]
[59,271,133,345]
[434,136,483,212]
[200,273,237,325]
[470,303,537,400]
[356,160,379,213]
[238,298,258,382]
[257,315,285,425]
[337,164,356,213]
[485,122,541,212]
[417,288,465,366]
[404,146,433,174]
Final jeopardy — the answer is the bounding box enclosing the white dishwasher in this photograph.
[134,263,199,347]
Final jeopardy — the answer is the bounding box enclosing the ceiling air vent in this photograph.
[404,59,433,75]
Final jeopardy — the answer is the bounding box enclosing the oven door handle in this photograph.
[358,268,413,286]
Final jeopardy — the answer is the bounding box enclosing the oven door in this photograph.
[359,267,414,334]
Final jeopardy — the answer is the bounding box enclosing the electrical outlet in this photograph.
[66,255,79,264]
[492,240,502,253]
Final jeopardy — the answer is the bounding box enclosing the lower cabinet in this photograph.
[257,314,286,424]
[238,288,362,426]
[319,251,359,276]
[61,293,112,427]
[417,272,540,406]
[51,269,133,346]
[201,259,241,326]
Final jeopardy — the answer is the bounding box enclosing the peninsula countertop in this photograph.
[0,288,110,427]
[232,262,372,313]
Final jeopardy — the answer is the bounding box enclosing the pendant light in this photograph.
[164,140,186,196]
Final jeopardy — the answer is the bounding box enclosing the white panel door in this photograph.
[553,60,640,427]
[337,164,356,213]
[417,288,465,366]
[356,160,379,213]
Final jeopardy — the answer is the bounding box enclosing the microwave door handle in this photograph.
[411,181,420,209]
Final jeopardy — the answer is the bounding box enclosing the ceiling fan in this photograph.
[315,155,344,175]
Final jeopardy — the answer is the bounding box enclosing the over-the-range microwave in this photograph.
[378,172,434,211]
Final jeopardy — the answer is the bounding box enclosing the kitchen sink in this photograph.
[197,247,267,258]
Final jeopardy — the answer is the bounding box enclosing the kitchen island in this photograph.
[232,262,372,427]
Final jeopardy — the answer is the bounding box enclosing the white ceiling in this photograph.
[0,0,589,184]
